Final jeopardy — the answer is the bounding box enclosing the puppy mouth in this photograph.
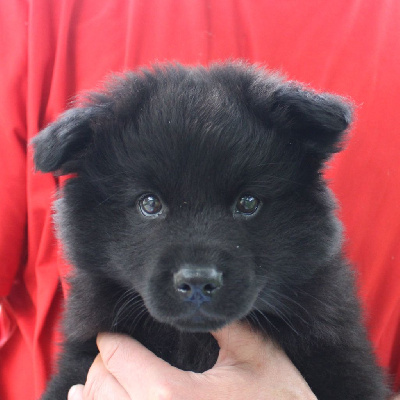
[144,294,252,332]
[168,308,230,332]
[156,298,253,332]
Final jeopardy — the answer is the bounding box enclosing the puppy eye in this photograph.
[138,194,162,217]
[235,195,260,216]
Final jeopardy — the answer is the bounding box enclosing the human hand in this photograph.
[68,321,317,400]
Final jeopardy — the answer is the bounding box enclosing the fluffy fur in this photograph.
[33,63,389,399]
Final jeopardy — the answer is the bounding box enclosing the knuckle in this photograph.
[83,375,101,399]
[101,339,122,370]
[83,356,109,399]
[149,381,174,400]
[83,370,114,399]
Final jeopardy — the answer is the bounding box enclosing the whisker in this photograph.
[282,284,328,307]
[266,289,311,325]
[124,302,147,323]
[248,309,279,335]
[257,297,300,335]
[128,307,149,333]
[112,289,139,313]
[111,290,144,330]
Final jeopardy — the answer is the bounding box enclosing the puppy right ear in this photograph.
[32,107,94,174]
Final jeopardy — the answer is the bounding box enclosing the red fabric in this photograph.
[0,1,399,398]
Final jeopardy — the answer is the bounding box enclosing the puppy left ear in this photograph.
[270,85,353,157]
[32,107,96,174]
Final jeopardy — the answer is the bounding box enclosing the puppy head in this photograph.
[32,63,352,332]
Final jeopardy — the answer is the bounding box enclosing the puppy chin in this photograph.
[146,299,252,333]
[169,315,231,333]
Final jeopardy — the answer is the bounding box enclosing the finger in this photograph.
[68,384,84,400]
[83,354,130,400]
[213,323,317,400]
[211,321,272,366]
[97,333,190,397]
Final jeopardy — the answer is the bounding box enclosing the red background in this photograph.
[0,1,399,398]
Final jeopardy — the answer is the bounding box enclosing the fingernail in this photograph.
[96,332,108,348]
[68,384,84,400]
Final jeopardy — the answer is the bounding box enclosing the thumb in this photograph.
[211,321,271,366]
[96,333,183,390]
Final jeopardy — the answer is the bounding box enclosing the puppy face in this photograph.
[33,63,351,332]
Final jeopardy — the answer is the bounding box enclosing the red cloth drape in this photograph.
[1,1,399,398]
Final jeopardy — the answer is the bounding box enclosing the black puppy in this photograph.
[33,63,389,399]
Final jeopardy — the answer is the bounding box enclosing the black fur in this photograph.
[32,63,389,399]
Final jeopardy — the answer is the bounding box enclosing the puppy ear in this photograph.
[32,107,95,174]
[251,80,353,159]
[270,85,353,156]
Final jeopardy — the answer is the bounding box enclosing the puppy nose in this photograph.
[173,267,223,306]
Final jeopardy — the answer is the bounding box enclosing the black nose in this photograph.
[173,267,223,306]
